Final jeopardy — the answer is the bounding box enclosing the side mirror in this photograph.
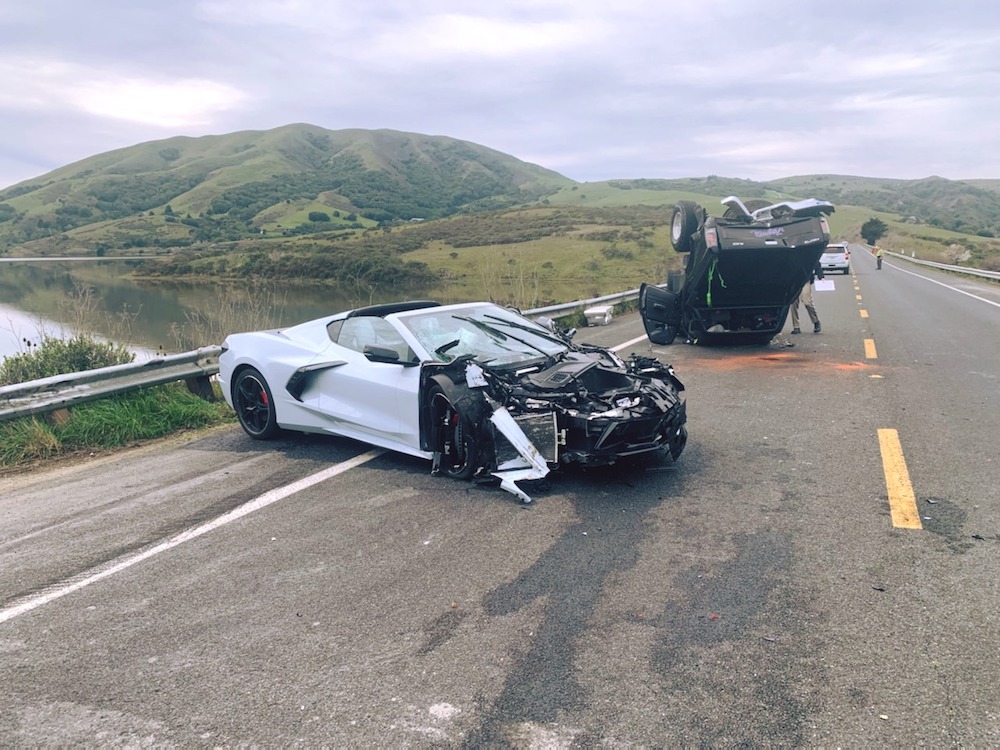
[363,344,401,363]
[536,316,557,331]
[536,316,575,339]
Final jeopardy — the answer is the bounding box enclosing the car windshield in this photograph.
[401,304,569,364]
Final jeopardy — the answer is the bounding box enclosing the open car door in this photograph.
[639,282,680,345]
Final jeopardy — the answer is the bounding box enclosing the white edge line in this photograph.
[890,263,1000,309]
[0,449,383,625]
[612,333,652,353]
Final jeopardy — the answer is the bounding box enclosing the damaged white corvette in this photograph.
[218,300,687,502]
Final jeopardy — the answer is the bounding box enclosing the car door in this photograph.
[639,282,680,344]
[309,316,423,452]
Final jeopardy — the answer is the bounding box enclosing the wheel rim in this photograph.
[433,393,471,474]
[236,373,271,435]
[671,212,683,243]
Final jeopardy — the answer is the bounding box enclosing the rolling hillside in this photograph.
[1,125,998,305]
[0,124,572,252]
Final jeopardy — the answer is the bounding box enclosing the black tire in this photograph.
[670,201,700,253]
[429,385,479,480]
[232,367,281,440]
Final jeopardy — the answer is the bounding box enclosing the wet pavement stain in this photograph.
[464,474,668,747]
[646,530,813,746]
[920,497,973,554]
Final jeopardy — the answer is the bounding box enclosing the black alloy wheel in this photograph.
[233,367,281,439]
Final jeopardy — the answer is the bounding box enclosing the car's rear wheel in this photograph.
[670,201,700,252]
[429,385,479,479]
[233,367,281,439]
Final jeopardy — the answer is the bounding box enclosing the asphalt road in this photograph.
[2,247,998,747]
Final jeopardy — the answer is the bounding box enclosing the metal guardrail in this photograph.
[523,287,642,318]
[885,251,1000,280]
[0,290,648,423]
[0,346,222,422]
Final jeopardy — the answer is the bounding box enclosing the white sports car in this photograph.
[219,300,687,502]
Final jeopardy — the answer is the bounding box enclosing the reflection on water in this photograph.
[0,259,455,361]
[0,304,64,361]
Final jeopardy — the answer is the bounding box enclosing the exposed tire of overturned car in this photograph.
[219,301,687,504]
[641,195,835,346]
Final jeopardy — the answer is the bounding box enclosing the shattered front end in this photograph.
[419,348,687,502]
[547,353,687,465]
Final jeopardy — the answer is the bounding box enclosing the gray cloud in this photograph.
[2,0,999,188]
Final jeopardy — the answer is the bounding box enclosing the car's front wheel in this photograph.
[233,367,281,440]
[429,385,479,479]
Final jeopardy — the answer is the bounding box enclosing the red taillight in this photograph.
[704,226,718,249]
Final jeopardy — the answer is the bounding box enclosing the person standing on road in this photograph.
[790,260,824,334]
[875,245,884,270]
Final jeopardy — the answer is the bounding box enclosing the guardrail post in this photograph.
[185,375,217,401]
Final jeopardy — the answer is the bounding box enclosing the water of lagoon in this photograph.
[0,259,452,362]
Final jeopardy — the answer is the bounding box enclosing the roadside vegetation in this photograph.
[0,334,232,470]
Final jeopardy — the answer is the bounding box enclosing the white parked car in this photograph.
[821,242,850,274]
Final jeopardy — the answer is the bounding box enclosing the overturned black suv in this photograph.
[640,196,834,345]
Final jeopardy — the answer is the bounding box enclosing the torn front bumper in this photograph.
[558,398,688,465]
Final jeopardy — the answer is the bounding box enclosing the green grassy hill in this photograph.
[768,174,1000,236]
[1,126,998,306]
[0,124,572,253]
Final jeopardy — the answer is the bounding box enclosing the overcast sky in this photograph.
[1,0,998,189]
